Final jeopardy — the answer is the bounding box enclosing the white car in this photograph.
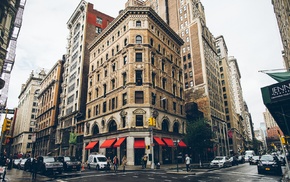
[87,154,109,170]
[210,156,232,168]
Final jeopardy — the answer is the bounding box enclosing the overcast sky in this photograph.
[7,0,284,130]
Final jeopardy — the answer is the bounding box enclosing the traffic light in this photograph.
[281,136,287,145]
[146,145,150,150]
[2,118,12,132]
[152,118,156,127]
[148,117,153,126]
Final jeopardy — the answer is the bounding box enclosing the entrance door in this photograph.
[134,148,144,165]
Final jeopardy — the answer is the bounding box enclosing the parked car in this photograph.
[87,154,109,170]
[249,156,260,165]
[237,155,245,164]
[56,156,81,172]
[38,156,63,174]
[278,155,286,166]
[245,150,255,162]
[12,159,21,168]
[257,154,282,175]
[230,156,238,166]
[19,158,27,170]
[210,156,232,168]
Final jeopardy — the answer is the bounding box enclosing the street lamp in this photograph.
[173,139,180,172]
[150,97,166,169]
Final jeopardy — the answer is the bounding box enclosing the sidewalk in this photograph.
[4,168,51,182]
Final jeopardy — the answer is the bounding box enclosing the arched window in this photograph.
[92,124,100,135]
[124,38,128,46]
[136,35,142,44]
[173,122,179,133]
[150,38,154,46]
[108,120,117,132]
[161,120,169,132]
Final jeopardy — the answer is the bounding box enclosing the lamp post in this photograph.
[173,139,180,172]
[150,97,166,169]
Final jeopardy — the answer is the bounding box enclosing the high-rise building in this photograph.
[272,0,290,70]
[11,70,45,155]
[35,60,63,156]
[146,0,227,156]
[83,1,185,165]
[56,0,114,158]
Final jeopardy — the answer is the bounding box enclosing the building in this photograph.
[272,0,290,70]
[83,1,185,166]
[35,60,63,156]
[146,0,227,156]
[263,108,283,140]
[11,70,45,156]
[56,0,114,159]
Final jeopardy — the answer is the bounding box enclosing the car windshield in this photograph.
[64,157,77,162]
[44,157,56,162]
[213,157,224,160]
[97,157,107,162]
[260,155,274,161]
[21,159,27,163]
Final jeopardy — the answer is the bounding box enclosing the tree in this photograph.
[184,118,214,162]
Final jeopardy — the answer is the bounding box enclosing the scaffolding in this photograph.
[0,0,27,109]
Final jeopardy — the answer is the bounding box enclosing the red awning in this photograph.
[162,138,174,147]
[178,140,187,148]
[154,137,166,146]
[100,138,116,148]
[134,139,145,148]
[85,141,98,150]
[113,137,126,147]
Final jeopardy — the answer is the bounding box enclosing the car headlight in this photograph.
[46,163,53,167]
[257,162,263,166]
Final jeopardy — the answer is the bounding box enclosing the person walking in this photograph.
[106,157,111,172]
[31,156,38,180]
[113,156,119,172]
[143,154,148,169]
[121,155,127,172]
[185,154,191,172]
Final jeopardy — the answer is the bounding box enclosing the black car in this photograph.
[237,155,245,164]
[56,156,81,172]
[249,156,260,165]
[257,154,282,175]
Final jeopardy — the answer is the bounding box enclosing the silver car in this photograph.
[210,156,232,168]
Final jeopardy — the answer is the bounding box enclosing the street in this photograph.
[9,163,281,182]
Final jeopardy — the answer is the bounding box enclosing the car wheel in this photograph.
[88,164,91,169]
[96,165,100,170]
[258,169,262,174]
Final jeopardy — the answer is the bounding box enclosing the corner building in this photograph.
[83,4,186,166]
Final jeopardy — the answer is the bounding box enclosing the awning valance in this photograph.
[154,137,165,146]
[134,139,145,148]
[100,138,116,148]
[162,138,174,147]
[113,137,126,147]
[85,141,98,150]
[178,140,187,148]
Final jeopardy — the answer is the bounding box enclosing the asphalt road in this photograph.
[47,163,283,182]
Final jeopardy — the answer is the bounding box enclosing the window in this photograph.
[173,102,176,111]
[151,54,155,65]
[135,53,142,62]
[136,35,142,44]
[150,38,154,46]
[111,79,115,89]
[88,109,91,118]
[112,63,116,72]
[152,73,156,88]
[151,92,156,105]
[184,73,188,79]
[124,38,128,46]
[136,20,141,27]
[123,56,127,65]
[97,17,102,24]
[162,78,166,89]
[123,25,126,31]
[189,71,193,77]
[188,62,192,68]
[136,70,143,86]
[112,98,116,110]
[122,72,127,86]
[162,61,165,71]
[103,84,107,96]
[187,53,191,59]
[136,115,143,127]
[102,102,107,113]
[135,91,144,104]
[96,27,102,33]
[183,56,186,62]
[122,93,127,105]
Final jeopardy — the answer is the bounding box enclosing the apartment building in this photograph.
[83,2,186,165]
[56,1,114,159]
[146,0,227,156]
[35,60,63,156]
[11,70,45,155]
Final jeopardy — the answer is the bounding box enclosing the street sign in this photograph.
[0,109,14,114]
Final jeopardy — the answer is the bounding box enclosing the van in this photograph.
[244,150,256,162]
[87,154,109,170]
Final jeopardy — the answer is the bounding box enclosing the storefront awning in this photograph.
[100,138,117,148]
[113,137,126,147]
[85,141,98,150]
[134,139,145,148]
[178,140,187,148]
[162,138,174,147]
[154,137,165,146]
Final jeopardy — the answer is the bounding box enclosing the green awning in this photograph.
[266,71,290,82]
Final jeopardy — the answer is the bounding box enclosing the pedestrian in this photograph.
[143,154,148,169]
[106,157,111,172]
[185,154,190,172]
[141,156,144,169]
[31,156,38,180]
[121,155,127,172]
[113,156,119,172]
